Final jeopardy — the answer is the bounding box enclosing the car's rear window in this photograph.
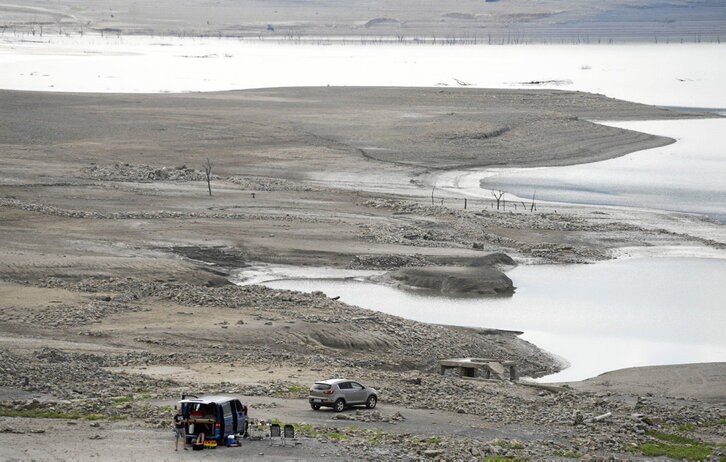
[312,383,332,390]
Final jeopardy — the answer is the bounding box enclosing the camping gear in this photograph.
[227,435,235,446]
[269,423,283,446]
[192,443,204,451]
[204,440,217,449]
[283,424,296,446]
[179,395,249,443]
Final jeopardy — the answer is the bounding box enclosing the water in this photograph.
[235,257,726,382]
[479,118,726,223]
[1,36,724,107]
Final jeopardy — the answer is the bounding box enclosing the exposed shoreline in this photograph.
[1,84,724,459]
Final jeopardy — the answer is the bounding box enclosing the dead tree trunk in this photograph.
[492,190,505,210]
[204,158,213,196]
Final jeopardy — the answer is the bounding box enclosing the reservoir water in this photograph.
[1,37,724,107]
[234,257,726,382]
[479,118,726,223]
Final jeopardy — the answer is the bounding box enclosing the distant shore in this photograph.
[565,362,726,404]
[2,0,725,43]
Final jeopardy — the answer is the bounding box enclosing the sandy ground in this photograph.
[0,86,724,459]
[566,363,726,404]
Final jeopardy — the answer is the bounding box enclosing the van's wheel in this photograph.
[334,399,346,412]
[310,403,321,410]
[365,395,377,409]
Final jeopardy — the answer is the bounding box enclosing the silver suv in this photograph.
[308,378,378,412]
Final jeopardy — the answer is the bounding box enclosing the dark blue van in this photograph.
[178,394,249,443]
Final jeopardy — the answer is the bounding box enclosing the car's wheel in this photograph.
[333,399,346,412]
[310,403,321,410]
[365,395,377,409]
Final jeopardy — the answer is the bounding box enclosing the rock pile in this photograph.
[20,300,149,327]
[0,198,326,222]
[333,410,405,424]
[356,200,628,263]
[82,163,206,182]
[0,349,178,400]
[81,162,321,192]
[347,254,432,269]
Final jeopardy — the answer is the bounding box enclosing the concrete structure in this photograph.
[439,358,517,381]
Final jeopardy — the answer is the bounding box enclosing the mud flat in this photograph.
[0,87,706,193]
[565,363,726,404]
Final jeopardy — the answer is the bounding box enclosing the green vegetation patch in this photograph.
[108,393,152,404]
[0,408,103,420]
[552,449,583,458]
[702,418,726,427]
[293,423,313,433]
[286,385,304,394]
[676,423,697,432]
[636,430,713,460]
[673,419,726,431]
[271,422,381,442]
[492,440,525,449]
[639,441,711,460]
[484,457,527,462]
[647,430,701,445]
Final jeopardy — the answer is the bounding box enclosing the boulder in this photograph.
[385,257,514,296]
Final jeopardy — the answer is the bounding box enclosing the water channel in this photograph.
[233,256,726,382]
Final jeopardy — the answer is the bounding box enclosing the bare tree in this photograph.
[491,190,505,210]
[203,158,213,196]
[530,191,537,212]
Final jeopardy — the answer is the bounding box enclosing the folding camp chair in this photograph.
[269,423,283,446]
[283,424,296,446]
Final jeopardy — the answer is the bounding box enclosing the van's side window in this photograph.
[222,401,233,419]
